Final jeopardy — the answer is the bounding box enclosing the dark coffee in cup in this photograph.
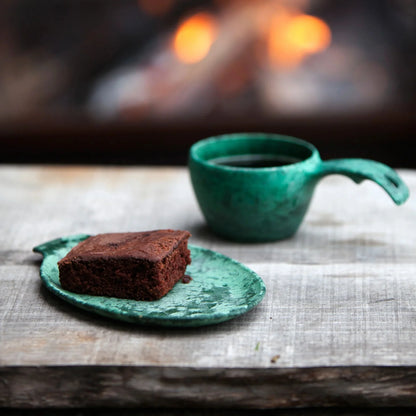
[210,154,303,168]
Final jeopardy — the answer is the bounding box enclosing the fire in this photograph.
[268,13,331,68]
[286,15,331,54]
[173,13,217,64]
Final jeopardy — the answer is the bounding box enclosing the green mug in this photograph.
[189,133,409,242]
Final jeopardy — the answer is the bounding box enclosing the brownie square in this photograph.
[58,230,191,300]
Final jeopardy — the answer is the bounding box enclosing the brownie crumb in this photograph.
[271,355,280,363]
[182,275,192,284]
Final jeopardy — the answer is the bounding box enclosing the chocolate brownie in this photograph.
[58,230,191,300]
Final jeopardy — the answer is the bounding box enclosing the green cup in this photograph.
[189,133,409,242]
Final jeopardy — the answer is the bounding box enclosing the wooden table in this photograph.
[1,165,416,409]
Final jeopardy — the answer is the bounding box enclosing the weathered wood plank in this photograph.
[0,165,415,408]
[2,366,416,408]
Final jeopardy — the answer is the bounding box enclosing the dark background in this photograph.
[0,0,414,166]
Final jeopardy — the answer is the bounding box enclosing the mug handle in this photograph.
[317,159,409,205]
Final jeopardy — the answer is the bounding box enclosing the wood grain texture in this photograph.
[2,366,416,408]
[1,166,416,407]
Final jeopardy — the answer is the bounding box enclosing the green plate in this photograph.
[33,235,266,327]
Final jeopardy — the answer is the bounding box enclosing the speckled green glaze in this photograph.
[33,235,266,327]
[189,133,409,242]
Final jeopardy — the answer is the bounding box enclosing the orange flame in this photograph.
[268,13,331,68]
[173,12,217,64]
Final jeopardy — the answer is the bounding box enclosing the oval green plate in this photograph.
[33,234,266,327]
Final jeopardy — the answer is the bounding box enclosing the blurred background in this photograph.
[0,0,415,165]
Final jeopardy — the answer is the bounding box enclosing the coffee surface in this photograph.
[210,154,302,168]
